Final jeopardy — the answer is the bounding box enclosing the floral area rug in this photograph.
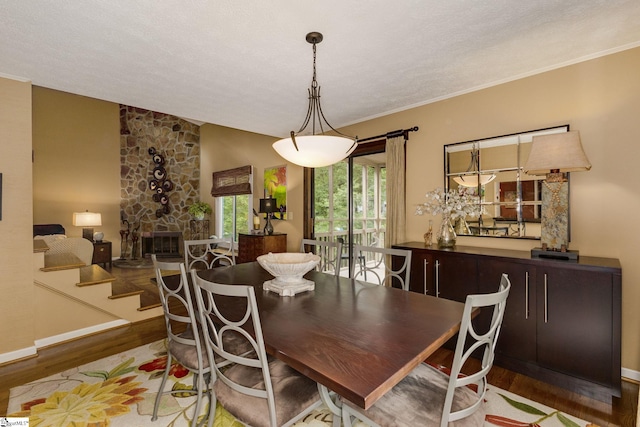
[8,340,598,427]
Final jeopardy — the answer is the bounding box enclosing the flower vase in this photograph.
[437,216,456,248]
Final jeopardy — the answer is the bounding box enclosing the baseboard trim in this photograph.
[34,320,130,349]
[0,345,37,366]
[622,367,640,383]
[0,320,133,366]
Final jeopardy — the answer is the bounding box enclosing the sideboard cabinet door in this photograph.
[404,249,478,298]
[433,252,478,302]
[407,251,434,295]
[536,267,615,387]
[479,259,537,363]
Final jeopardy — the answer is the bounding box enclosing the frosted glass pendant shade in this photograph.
[273,135,357,168]
[453,174,496,187]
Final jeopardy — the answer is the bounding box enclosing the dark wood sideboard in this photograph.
[392,242,621,402]
[237,233,287,263]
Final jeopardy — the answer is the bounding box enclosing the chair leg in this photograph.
[318,384,342,427]
[152,352,173,421]
[203,371,216,427]
[342,405,353,427]
[205,388,216,427]
[332,413,341,427]
[191,371,206,427]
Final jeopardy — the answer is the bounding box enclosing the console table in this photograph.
[393,242,621,402]
[237,233,287,263]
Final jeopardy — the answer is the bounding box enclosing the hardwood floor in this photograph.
[1,264,637,426]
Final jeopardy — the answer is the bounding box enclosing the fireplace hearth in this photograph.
[141,231,182,258]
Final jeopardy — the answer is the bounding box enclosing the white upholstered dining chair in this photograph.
[342,274,511,427]
[350,245,412,290]
[184,237,235,270]
[151,255,215,427]
[299,238,342,276]
[191,272,324,427]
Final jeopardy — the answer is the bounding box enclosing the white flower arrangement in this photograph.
[415,187,482,220]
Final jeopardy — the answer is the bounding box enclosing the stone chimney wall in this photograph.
[119,105,201,238]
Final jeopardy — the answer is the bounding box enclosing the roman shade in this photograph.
[211,165,252,197]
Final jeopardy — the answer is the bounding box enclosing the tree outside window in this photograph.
[216,195,250,243]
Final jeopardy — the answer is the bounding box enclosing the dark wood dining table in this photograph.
[196,261,470,413]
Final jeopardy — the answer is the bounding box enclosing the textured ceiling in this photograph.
[2,1,640,138]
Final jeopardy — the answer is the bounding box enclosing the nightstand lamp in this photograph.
[73,211,103,241]
[524,131,591,260]
[259,197,277,235]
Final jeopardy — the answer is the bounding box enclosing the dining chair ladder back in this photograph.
[299,238,342,276]
[151,255,215,427]
[342,273,511,427]
[184,237,235,270]
[191,272,323,427]
[350,245,412,290]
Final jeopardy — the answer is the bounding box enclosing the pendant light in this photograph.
[273,32,358,168]
[453,143,496,188]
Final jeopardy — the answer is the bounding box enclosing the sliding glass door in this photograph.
[309,146,386,276]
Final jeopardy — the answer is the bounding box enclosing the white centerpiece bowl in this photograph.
[257,252,320,296]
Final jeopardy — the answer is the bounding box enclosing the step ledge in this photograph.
[138,303,163,311]
[109,290,144,299]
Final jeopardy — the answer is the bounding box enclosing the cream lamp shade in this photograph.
[523,130,590,258]
[524,131,591,175]
[73,211,102,241]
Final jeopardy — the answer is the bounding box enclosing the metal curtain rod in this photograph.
[357,126,419,143]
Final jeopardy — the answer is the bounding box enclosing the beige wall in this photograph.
[199,124,304,252]
[0,76,35,355]
[32,87,121,253]
[339,47,640,373]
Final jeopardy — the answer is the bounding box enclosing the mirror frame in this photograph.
[444,124,570,240]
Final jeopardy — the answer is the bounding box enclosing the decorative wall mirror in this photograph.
[445,125,569,239]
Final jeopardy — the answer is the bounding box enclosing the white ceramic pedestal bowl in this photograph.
[256,252,320,296]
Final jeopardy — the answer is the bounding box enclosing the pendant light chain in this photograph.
[312,41,318,91]
[311,40,319,135]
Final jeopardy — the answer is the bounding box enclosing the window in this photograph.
[215,195,250,245]
[211,164,253,245]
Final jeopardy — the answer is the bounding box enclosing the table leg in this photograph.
[317,383,342,427]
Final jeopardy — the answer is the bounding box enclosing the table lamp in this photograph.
[73,211,102,241]
[523,131,591,260]
[259,197,277,235]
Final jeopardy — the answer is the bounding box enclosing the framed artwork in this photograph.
[264,165,287,220]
